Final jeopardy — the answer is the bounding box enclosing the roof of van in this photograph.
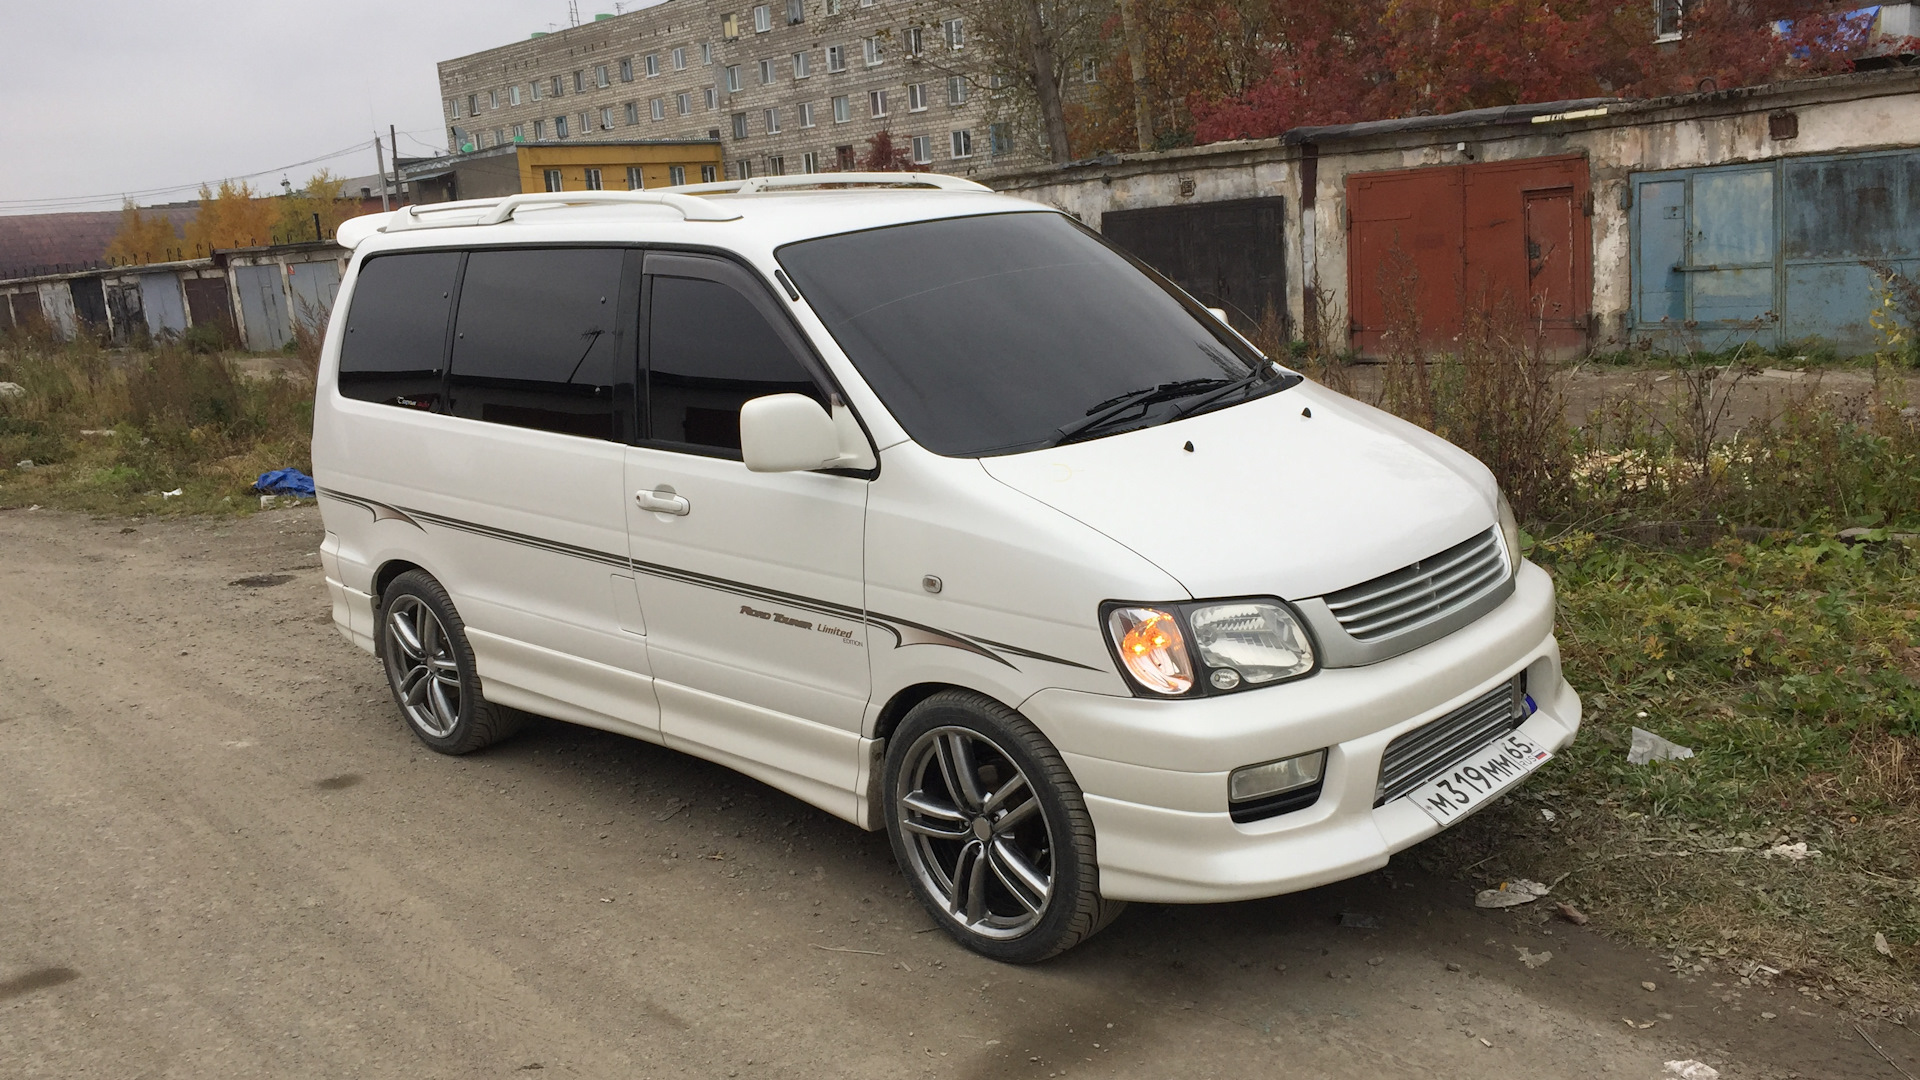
[336,177,1052,254]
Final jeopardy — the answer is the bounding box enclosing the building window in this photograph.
[620,57,635,82]
[792,50,811,77]
[722,12,740,39]
[533,118,546,138]
[627,166,644,190]
[905,26,923,56]
[556,114,570,138]
[512,123,525,141]
[552,75,565,97]
[989,122,1011,155]
[489,89,499,110]
[705,87,718,109]
[544,168,564,191]
[863,36,883,66]
[726,64,742,91]
[652,98,666,120]
[944,17,964,49]
[769,155,785,175]
[701,164,719,182]
[737,158,755,179]
[530,81,542,101]
[950,128,972,158]
[799,101,816,127]
[672,47,687,70]
[989,72,1007,96]
[1081,58,1097,83]
[826,0,840,14]
[826,44,846,72]
[911,135,931,164]
[787,0,804,23]
[642,54,657,78]
[754,4,772,31]
[947,75,968,104]
[908,83,927,111]
[626,101,640,125]
[447,98,457,118]
[860,0,872,7]
[602,106,615,128]
[670,165,687,185]
[869,88,888,117]
[802,150,818,173]
[583,112,592,136]
[468,93,480,116]
[1656,0,1684,40]
[732,112,749,139]
[510,85,523,105]
[702,42,714,64]
[836,144,855,170]
[832,95,851,123]
[764,107,782,133]
[585,168,604,190]
[760,58,774,84]
[573,71,585,93]
[596,64,610,87]
[677,91,691,115]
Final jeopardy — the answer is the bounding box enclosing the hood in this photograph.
[977,381,1497,601]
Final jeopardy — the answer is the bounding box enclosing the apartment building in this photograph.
[436,0,1035,182]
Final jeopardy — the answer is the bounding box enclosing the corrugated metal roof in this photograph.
[0,206,199,279]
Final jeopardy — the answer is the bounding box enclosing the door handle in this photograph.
[635,489,690,516]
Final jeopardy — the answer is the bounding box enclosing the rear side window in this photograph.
[646,265,823,454]
[447,248,625,440]
[337,252,461,408]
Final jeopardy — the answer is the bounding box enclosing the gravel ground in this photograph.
[1,505,1913,1079]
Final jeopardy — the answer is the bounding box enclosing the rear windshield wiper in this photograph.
[1168,362,1297,421]
[1046,377,1231,447]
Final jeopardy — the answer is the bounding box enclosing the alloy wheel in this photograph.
[383,594,462,738]
[895,725,1055,940]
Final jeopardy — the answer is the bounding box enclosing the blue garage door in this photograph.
[1631,148,1920,354]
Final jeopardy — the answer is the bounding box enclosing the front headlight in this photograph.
[1496,491,1522,577]
[1103,598,1317,697]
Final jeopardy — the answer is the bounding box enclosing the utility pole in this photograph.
[373,135,391,212]
[390,124,402,206]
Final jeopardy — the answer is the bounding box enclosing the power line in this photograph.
[0,140,379,213]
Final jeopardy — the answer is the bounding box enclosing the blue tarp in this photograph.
[254,468,315,497]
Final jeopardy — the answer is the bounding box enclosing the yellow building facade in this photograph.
[403,140,724,204]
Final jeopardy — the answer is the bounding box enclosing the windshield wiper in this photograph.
[1045,378,1231,447]
[1167,363,1297,421]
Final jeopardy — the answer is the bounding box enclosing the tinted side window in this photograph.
[338,251,461,408]
[447,248,625,439]
[646,273,822,454]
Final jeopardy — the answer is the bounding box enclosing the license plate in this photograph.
[1408,731,1551,826]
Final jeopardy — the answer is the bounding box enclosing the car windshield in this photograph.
[776,211,1292,457]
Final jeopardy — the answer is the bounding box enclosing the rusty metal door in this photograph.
[69,277,109,339]
[1348,167,1465,353]
[105,282,145,345]
[1524,190,1579,332]
[1100,197,1287,335]
[182,276,236,346]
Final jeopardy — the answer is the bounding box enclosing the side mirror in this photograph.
[740,393,843,472]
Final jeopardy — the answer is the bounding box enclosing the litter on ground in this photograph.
[1664,1061,1721,1079]
[1475,879,1551,908]
[1628,727,1696,764]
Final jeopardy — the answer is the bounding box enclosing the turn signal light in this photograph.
[1105,606,1194,695]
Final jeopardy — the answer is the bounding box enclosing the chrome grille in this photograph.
[1323,528,1507,643]
[1376,675,1527,806]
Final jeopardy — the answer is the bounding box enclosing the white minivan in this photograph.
[315,174,1580,962]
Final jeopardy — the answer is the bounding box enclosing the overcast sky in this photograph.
[1,0,658,215]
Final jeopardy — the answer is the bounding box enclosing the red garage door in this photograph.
[1349,154,1590,356]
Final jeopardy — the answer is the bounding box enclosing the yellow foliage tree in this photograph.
[272,170,360,245]
[183,179,277,254]
[103,203,185,265]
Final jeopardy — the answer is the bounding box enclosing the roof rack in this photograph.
[661,172,993,195]
[338,190,741,248]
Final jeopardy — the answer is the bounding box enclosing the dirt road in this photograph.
[2,507,1912,1079]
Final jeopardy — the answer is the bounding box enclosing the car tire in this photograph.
[376,570,526,755]
[882,689,1124,963]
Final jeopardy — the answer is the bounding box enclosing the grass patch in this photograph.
[1427,533,1920,1013]
[0,334,311,515]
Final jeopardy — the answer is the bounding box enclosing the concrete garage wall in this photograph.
[987,69,1920,354]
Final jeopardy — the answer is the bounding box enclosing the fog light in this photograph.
[1229,750,1326,803]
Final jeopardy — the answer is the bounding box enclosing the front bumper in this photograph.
[1020,560,1580,904]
